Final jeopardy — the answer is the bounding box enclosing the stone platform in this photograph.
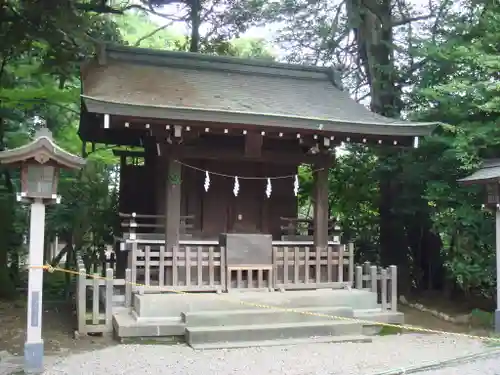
[113,289,404,349]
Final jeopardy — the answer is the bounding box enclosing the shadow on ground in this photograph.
[0,297,494,358]
[0,299,115,357]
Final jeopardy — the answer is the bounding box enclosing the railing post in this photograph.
[354,266,363,289]
[105,268,114,331]
[348,243,354,286]
[220,246,226,293]
[355,266,362,289]
[77,268,86,334]
[129,212,137,240]
[370,265,378,293]
[381,267,388,310]
[125,268,132,308]
[92,274,100,325]
[272,246,279,291]
[390,265,398,311]
[337,245,344,282]
[130,242,137,292]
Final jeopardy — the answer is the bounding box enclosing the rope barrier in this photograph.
[173,159,322,180]
[34,264,500,343]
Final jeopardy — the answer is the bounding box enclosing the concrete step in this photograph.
[134,289,379,318]
[183,306,354,326]
[186,320,363,347]
[190,335,372,350]
[353,308,405,335]
[113,294,125,307]
[113,311,184,338]
[354,308,404,323]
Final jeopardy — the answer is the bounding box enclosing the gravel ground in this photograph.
[412,353,500,375]
[42,334,488,375]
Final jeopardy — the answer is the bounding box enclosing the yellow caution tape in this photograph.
[34,264,500,343]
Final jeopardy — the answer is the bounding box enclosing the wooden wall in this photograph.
[119,151,299,240]
[179,159,298,240]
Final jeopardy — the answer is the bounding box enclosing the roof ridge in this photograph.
[97,43,342,86]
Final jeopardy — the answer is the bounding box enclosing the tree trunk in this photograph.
[189,0,201,52]
[347,0,408,266]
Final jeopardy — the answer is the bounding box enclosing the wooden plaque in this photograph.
[219,233,272,267]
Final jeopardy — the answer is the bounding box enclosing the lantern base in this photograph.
[24,340,44,374]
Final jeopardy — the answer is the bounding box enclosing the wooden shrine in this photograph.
[78,44,435,292]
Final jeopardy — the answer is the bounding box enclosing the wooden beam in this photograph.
[245,132,263,158]
[113,150,145,157]
[177,145,324,164]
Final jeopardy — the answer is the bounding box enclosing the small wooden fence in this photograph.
[273,244,354,290]
[131,242,226,293]
[354,261,397,311]
[128,241,364,293]
[75,254,132,335]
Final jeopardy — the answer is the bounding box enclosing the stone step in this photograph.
[183,306,354,326]
[189,335,372,350]
[113,311,184,338]
[353,309,405,335]
[113,294,125,307]
[354,308,404,323]
[186,320,363,347]
[134,289,379,318]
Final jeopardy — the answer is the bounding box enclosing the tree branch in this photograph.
[134,21,175,46]
[392,14,433,27]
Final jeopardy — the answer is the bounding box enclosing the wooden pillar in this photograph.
[165,157,182,250]
[115,154,128,278]
[313,158,330,249]
[156,155,166,218]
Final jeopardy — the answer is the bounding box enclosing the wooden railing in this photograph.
[126,240,360,293]
[272,244,354,290]
[119,212,195,240]
[75,253,132,335]
[131,242,225,293]
[354,261,397,311]
[280,217,340,237]
[122,240,398,312]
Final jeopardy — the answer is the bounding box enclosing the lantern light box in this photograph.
[486,183,500,207]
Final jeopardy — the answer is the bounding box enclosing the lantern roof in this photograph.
[0,128,86,169]
[458,159,500,185]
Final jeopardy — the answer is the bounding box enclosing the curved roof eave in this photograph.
[82,95,438,138]
[0,136,86,170]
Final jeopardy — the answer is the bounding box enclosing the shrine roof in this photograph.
[81,44,437,137]
[459,159,500,185]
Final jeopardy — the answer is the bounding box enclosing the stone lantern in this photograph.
[459,159,500,332]
[0,126,85,374]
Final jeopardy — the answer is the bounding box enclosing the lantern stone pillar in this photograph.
[0,127,85,374]
[25,200,46,371]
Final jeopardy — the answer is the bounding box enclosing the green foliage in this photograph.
[0,0,276,300]
[0,0,122,298]
[1,0,500,310]
[42,272,69,301]
[408,5,500,296]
